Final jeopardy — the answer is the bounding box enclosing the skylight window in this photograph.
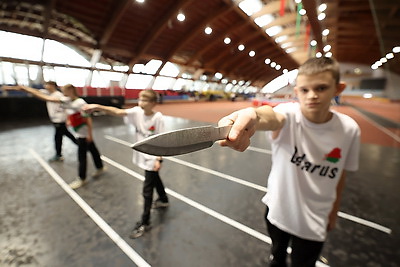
[286,47,297,53]
[159,62,180,77]
[143,59,162,75]
[132,64,145,73]
[280,42,292,49]
[275,35,287,43]
[254,14,274,27]
[238,0,263,16]
[266,26,282,37]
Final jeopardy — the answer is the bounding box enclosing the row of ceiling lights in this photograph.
[371,46,400,70]
[175,9,288,82]
[136,0,334,82]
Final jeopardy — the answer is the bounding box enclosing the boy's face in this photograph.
[294,71,345,118]
[138,97,156,112]
[61,86,72,97]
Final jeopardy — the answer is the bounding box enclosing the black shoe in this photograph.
[129,221,151,239]
[152,199,169,209]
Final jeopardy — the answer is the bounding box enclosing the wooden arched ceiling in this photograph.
[0,0,399,88]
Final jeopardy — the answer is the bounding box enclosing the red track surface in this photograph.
[153,100,400,148]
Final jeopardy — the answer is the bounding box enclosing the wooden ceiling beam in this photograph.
[99,0,132,47]
[128,0,193,66]
[185,20,246,66]
[165,3,234,61]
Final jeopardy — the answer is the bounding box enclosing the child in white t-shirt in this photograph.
[84,89,168,239]
[40,81,77,161]
[218,57,360,267]
[5,84,105,189]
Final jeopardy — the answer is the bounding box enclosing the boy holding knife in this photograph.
[218,57,360,266]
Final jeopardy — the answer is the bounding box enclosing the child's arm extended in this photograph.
[3,85,60,102]
[217,105,285,152]
[83,104,127,117]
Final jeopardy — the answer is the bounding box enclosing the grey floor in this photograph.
[1,115,399,267]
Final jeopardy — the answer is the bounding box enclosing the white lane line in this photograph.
[351,107,400,143]
[167,157,268,192]
[247,146,272,154]
[29,149,151,267]
[104,135,392,235]
[101,155,329,267]
[338,212,391,234]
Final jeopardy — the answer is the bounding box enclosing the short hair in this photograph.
[63,84,78,96]
[139,89,158,102]
[45,81,58,87]
[298,57,340,84]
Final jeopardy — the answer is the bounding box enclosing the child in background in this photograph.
[84,89,169,238]
[4,84,106,189]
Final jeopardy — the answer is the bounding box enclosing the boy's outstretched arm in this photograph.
[83,104,127,117]
[218,105,285,151]
[3,85,59,102]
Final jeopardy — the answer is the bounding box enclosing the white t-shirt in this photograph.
[124,106,165,171]
[60,97,89,138]
[39,89,67,123]
[261,102,360,241]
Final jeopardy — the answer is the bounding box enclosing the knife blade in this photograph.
[131,125,232,156]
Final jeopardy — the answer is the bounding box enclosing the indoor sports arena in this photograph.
[0,1,399,266]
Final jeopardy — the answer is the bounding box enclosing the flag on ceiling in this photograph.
[280,0,285,16]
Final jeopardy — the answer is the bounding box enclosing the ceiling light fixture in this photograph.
[310,40,317,46]
[319,3,327,12]
[205,27,212,34]
[224,37,231,44]
[386,53,394,59]
[322,29,330,36]
[238,44,245,51]
[323,45,331,52]
[177,13,185,22]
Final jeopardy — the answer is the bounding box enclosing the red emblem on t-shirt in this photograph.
[325,148,341,163]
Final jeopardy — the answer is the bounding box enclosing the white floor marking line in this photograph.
[338,212,391,234]
[352,107,400,143]
[167,157,268,192]
[29,149,151,267]
[101,155,329,267]
[247,146,272,154]
[104,135,392,235]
